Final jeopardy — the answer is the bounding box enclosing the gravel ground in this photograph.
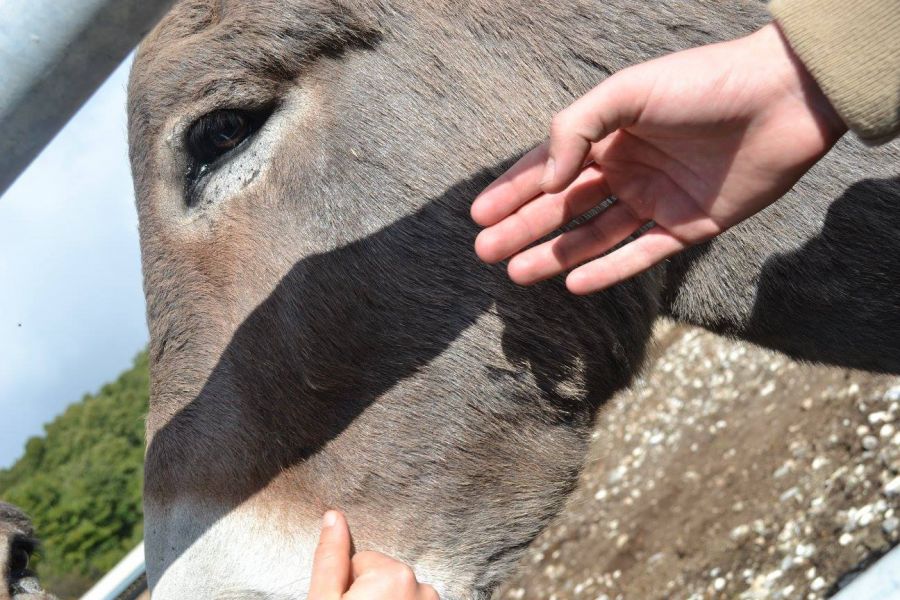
[496,322,900,600]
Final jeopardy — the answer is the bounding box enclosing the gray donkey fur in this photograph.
[127,0,899,597]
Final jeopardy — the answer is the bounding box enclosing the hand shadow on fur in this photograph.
[145,169,899,595]
[144,160,659,596]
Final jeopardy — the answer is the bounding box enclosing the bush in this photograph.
[0,352,148,599]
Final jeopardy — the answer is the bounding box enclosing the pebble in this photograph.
[773,460,794,478]
[795,543,815,558]
[780,487,801,503]
[839,533,853,546]
[731,524,751,541]
[777,521,799,543]
[810,577,826,591]
[752,519,768,535]
[883,517,899,535]
[843,506,862,530]
[811,456,829,470]
[884,386,900,402]
[885,476,900,497]
[543,563,565,579]
[713,577,726,591]
[869,411,893,424]
[881,424,896,438]
[780,555,794,571]
[608,466,627,484]
[862,435,879,451]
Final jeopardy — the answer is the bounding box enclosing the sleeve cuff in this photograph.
[769,0,900,144]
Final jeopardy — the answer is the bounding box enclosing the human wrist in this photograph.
[770,0,900,144]
[753,23,847,145]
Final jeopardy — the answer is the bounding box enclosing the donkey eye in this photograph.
[187,109,259,166]
[10,544,29,575]
[184,107,273,205]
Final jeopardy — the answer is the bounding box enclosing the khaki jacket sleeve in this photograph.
[769,0,900,144]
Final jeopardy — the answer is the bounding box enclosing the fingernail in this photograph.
[323,510,338,528]
[566,272,585,294]
[541,157,555,188]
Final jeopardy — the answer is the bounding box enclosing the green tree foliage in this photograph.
[0,352,148,599]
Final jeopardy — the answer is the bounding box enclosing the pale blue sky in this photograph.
[0,57,148,468]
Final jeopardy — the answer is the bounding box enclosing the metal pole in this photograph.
[833,545,900,600]
[0,0,176,196]
[79,542,147,600]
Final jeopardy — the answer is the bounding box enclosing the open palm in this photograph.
[472,24,845,294]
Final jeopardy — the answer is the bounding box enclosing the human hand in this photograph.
[308,511,439,600]
[472,23,846,294]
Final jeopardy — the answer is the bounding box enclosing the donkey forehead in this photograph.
[128,0,375,132]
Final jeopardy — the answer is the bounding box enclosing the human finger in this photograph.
[506,200,643,285]
[565,226,687,294]
[542,71,644,194]
[349,551,421,599]
[474,165,610,263]
[470,142,549,227]
[308,511,352,600]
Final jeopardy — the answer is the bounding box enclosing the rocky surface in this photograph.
[496,323,900,600]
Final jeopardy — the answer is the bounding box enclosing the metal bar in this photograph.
[833,545,900,600]
[0,0,176,196]
[79,542,146,600]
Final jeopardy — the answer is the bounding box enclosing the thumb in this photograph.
[308,510,352,599]
[542,70,644,193]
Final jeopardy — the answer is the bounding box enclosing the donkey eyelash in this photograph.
[183,106,274,206]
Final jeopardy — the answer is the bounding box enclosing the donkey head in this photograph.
[128,0,763,597]
[0,502,55,600]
